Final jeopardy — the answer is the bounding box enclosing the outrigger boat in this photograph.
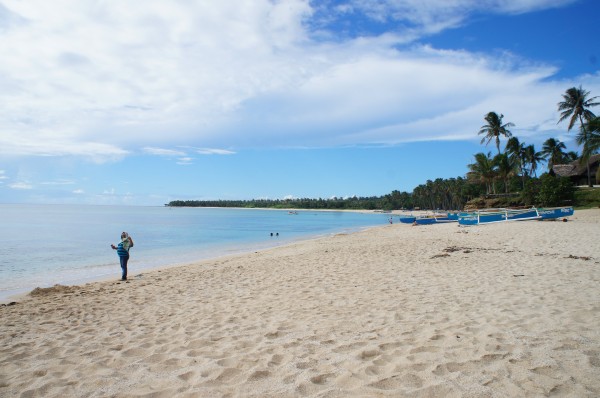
[458,206,573,226]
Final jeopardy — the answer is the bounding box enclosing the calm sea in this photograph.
[0,204,390,301]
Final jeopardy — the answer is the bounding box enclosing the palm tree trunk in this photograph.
[578,114,593,187]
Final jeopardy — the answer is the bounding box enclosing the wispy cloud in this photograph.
[195,148,236,155]
[143,147,187,157]
[9,181,33,190]
[339,0,576,25]
[176,157,194,165]
[41,179,76,185]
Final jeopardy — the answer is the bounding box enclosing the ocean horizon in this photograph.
[0,204,391,302]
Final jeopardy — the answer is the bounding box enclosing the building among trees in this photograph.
[553,154,600,186]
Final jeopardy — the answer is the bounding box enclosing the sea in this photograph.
[0,204,392,301]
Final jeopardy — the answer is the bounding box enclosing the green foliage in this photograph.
[508,176,523,193]
[167,175,596,211]
[412,177,474,210]
[519,179,538,206]
[574,187,600,208]
[536,174,575,206]
[468,152,496,194]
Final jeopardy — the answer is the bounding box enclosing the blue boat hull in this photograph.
[446,213,460,221]
[399,216,416,224]
[537,207,574,219]
[414,216,456,225]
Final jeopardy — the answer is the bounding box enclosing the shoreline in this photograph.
[0,221,384,305]
[2,209,599,396]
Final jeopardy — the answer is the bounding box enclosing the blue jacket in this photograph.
[116,241,130,257]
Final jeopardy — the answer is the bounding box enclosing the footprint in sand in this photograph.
[178,371,196,382]
[584,350,600,367]
[379,342,402,351]
[310,373,334,385]
[121,347,150,357]
[296,360,317,370]
[432,362,466,376]
[268,354,284,367]
[332,341,367,354]
[359,349,381,360]
[216,357,237,367]
[365,366,384,376]
[247,370,271,381]
[214,367,242,383]
[369,374,423,390]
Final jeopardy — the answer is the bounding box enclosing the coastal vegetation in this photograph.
[557,86,600,187]
[168,86,599,210]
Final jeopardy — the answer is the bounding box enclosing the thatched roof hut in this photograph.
[553,154,600,185]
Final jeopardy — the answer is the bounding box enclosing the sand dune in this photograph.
[1,209,599,397]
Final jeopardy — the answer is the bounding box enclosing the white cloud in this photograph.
[195,148,236,155]
[9,181,33,190]
[0,0,594,161]
[0,134,128,162]
[143,147,187,157]
[41,179,75,185]
[73,189,85,194]
[176,157,194,165]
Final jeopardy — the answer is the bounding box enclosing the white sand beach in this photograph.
[1,209,599,397]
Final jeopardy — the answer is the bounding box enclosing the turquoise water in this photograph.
[0,204,389,301]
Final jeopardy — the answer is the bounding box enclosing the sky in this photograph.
[1,0,599,206]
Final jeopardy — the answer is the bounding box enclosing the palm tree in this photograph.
[506,137,527,188]
[524,144,544,177]
[558,86,599,130]
[468,152,497,194]
[557,86,599,186]
[494,153,516,193]
[587,118,600,186]
[579,116,600,158]
[575,116,600,186]
[541,138,567,171]
[565,151,579,163]
[479,112,514,154]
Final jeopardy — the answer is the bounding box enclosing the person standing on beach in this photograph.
[111,232,134,281]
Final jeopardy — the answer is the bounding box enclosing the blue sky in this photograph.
[1,0,599,206]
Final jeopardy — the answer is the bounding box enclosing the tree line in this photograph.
[168,86,599,211]
[167,195,407,210]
